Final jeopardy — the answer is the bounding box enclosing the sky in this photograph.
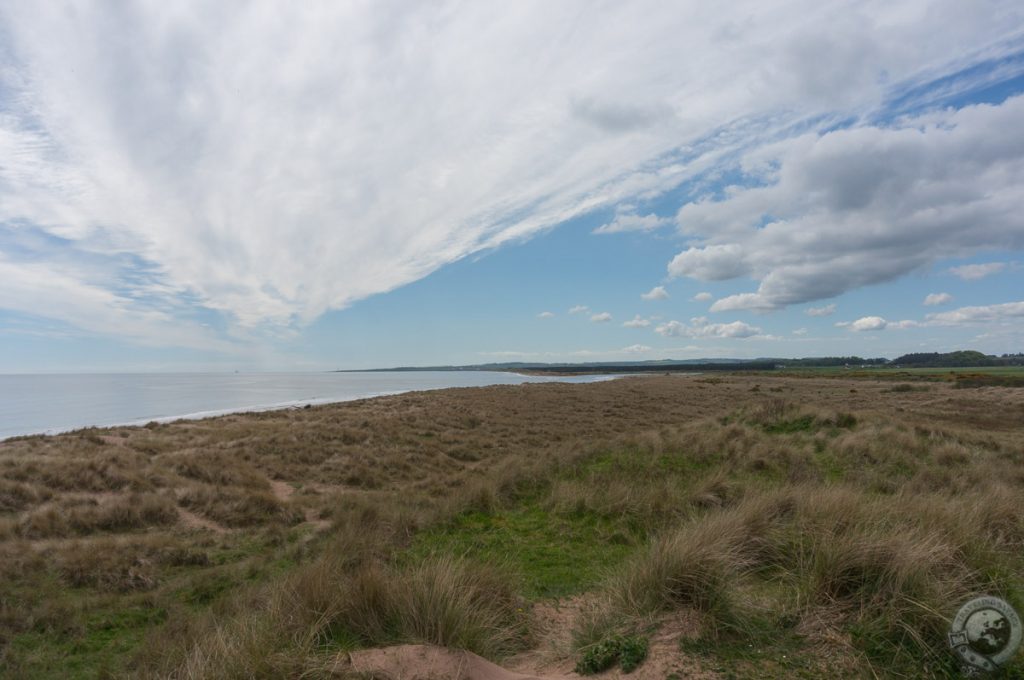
[1,1,1023,372]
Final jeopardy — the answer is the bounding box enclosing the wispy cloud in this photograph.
[949,262,1007,280]
[593,211,669,235]
[837,301,1024,331]
[590,312,612,323]
[537,311,555,319]
[923,292,952,306]
[569,305,590,314]
[623,315,651,328]
[805,304,837,317]
[0,256,237,352]
[925,300,1024,326]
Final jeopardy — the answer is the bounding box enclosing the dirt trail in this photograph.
[346,598,718,680]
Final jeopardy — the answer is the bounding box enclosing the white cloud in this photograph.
[923,292,952,306]
[835,301,1024,333]
[623,315,651,328]
[805,304,836,317]
[622,344,652,353]
[925,300,1024,326]
[641,286,669,301]
[537,311,555,318]
[655,316,762,338]
[0,2,1016,347]
[0,256,237,352]
[848,316,889,331]
[692,292,713,302]
[668,96,1024,311]
[590,312,612,323]
[843,315,918,331]
[949,263,1007,280]
[594,212,669,235]
[569,305,590,314]
[792,327,808,335]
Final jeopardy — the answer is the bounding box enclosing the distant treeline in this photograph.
[771,356,887,367]
[889,351,1024,367]
[522,361,777,374]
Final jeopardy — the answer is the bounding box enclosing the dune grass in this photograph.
[2,375,1024,677]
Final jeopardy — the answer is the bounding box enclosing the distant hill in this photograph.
[343,358,766,374]
[762,356,888,367]
[343,351,1023,374]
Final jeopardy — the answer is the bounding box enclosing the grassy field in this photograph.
[2,374,1023,678]
[774,364,1024,387]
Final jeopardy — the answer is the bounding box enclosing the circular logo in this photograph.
[949,596,1022,672]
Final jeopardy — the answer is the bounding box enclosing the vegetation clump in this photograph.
[575,634,649,674]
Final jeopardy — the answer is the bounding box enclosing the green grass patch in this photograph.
[5,600,166,679]
[763,415,817,434]
[406,505,636,598]
[582,449,721,478]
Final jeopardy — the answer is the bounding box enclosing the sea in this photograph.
[0,371,614,440]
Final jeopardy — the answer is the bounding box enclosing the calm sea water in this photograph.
[0,371,613,440]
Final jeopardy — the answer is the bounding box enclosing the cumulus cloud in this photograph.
[655,316,762,338]
[949,263,1007,280]
[692,292,713,302]
[537,311,555,318]
[0,2,1020,346]
[848,316,889,331]
[569,305,590,314]
[669,96,1024,311]
[805,304,836,317]
[841,316,918,331]
[641,286,669,301]
[623,315,651,328]
[594,212,669,235]
[590,312,612,322]
[923,293,952,306]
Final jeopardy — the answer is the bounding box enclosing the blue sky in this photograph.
[1,2,1023,372]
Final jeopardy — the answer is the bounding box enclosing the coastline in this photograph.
[0,371,620,441]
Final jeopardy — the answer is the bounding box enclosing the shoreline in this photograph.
[0,372,622,442]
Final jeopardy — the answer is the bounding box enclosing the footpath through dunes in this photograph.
[2,375,1024,677]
